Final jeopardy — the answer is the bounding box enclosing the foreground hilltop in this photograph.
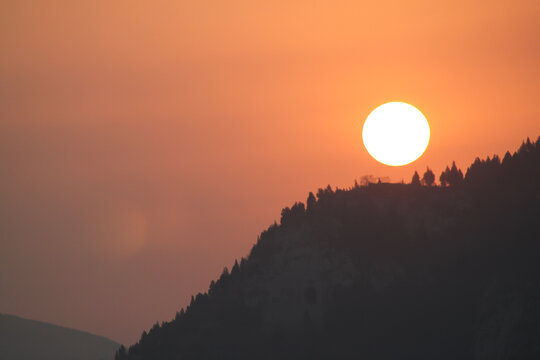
[0,314,119,360]
[117,137,540,360]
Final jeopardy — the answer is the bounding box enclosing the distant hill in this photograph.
[117,137,540,360]
[0,314,119,360]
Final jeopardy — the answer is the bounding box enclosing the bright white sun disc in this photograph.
[362,102,430,166]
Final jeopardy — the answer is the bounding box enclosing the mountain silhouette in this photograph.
[0,313,119,360]
[116,137,540,360]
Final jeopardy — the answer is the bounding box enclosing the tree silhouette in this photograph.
[231,260,240,274]
[449,161,464,186]
[440,161,463,187]
[411,171,421,186]
[422,167,435,186]
[306,192,316,211]
[439,166,450,187]
[502,151,512,165]
[116,345,127,360]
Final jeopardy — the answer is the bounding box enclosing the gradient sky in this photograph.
[1,0,539,345]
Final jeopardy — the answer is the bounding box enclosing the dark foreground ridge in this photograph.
[0,313,119,360]
[117,137,540,360]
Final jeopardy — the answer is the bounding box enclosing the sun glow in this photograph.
[362,102,430,166]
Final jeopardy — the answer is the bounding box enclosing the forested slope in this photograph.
[117,137,540,360]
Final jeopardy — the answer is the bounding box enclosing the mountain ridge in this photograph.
[0,313,120,360]
[117,136,540,360]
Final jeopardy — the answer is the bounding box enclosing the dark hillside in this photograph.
[116,137,540,360]
[0,314,119,360]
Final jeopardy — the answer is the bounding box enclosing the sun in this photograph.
[362,102,430,166]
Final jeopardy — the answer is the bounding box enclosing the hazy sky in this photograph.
[1,0,539,345]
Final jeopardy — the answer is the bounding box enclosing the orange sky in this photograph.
[1,0,539,345]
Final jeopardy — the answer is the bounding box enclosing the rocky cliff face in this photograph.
[243,225,357,331]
